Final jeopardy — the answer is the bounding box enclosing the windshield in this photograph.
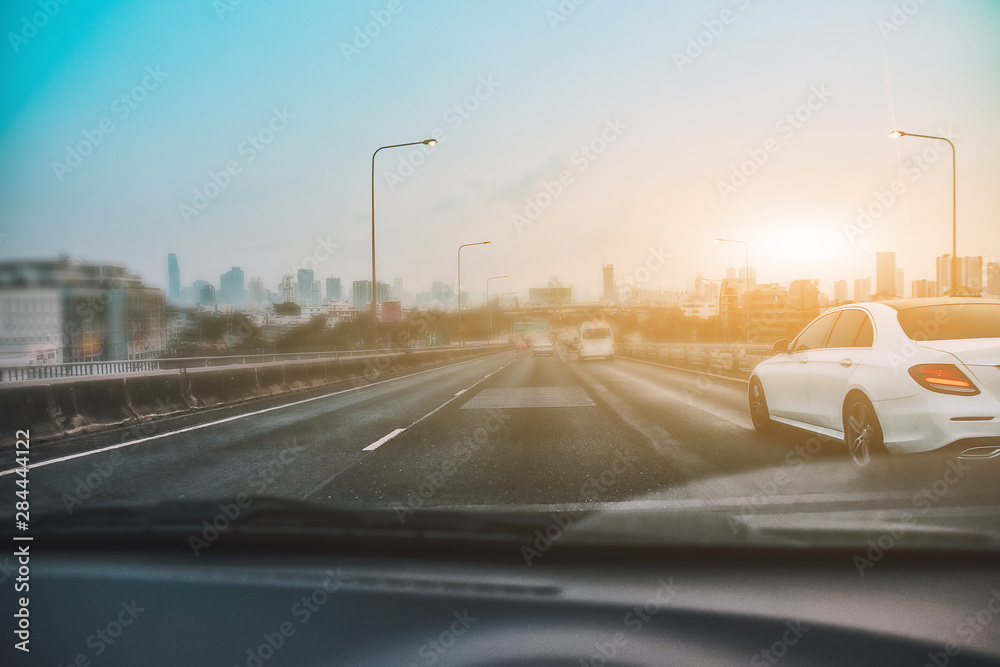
[2,1,1000,561]
[898,304,1000,341]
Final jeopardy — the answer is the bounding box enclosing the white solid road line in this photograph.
[363,428,406,451]
[0,353,515,478]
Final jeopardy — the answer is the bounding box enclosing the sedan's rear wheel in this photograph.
[748,378,773,432]
[844,395,887,467]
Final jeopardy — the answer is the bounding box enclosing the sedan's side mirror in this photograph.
[772,339,789,354]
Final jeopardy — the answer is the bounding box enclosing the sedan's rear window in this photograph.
[898,304,1000,341]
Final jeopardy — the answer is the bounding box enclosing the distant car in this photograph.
[516,340,528,351]
[578,321,614,361]
[565,337,578,351]
[532,338,554,356]
[748,298,1000,467]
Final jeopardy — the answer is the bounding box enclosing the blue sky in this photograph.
[1,0,998,301]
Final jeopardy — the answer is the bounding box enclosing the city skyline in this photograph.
[1,2,998,303]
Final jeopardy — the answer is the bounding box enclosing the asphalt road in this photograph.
[4,348,999,521]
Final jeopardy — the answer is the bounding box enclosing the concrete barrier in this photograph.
[125,372,191,418]
[1,346,512,448]
[183,366,260,408]
[254,363,287,396]
[51,377,137,434]
[0,384,60,443]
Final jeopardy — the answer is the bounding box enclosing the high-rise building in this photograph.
[895,267,904,298]
[352,280,371,309]
[393,277,403,300]
[219,267,245,308]
[167,253,180,303]
[0,258,170,366]
[912,279,937,298]
[297,269,315,307]
[326,277,342,302]
[987,262,1000,298]
[853,277,871,302]
[199,283,216,308]
[937,255,984,296]
[247,277,267,307]
[833,280,848,303]
[279,274,296,304]
[875,252,895,299]
[603,264,615,302]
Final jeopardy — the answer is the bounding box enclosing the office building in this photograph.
[0,258,166,365]
[167,253,180,303]
[875,251,895,299]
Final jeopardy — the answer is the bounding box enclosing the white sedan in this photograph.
[748,298,1000,466]
[532,338,555,356]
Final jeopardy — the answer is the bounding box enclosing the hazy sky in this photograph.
[1,0,998,302]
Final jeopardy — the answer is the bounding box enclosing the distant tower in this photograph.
[167,253,180,303]
[603,264,615,302]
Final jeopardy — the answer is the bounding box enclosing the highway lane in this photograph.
[5,347,999,521]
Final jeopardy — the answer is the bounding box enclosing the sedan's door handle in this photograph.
[840,358,853,367]
[799,357,808,364]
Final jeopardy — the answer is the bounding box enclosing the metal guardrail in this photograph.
[0,345,510,383]
[618,342,774,375]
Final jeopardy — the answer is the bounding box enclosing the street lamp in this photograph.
[457,241,491,346]
[715,238,750,343]
[486,275,509,343]
[371,138,437,349]
[890,130,957,296]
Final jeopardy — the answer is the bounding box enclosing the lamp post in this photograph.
[486,274,509,343]
[457,241,491,346]
[715,238,750,343]
[371,139,437,349]
[890,130,957,296]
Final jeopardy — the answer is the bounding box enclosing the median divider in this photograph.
[125,371,191,418]
[51,376,137,435]
[255,363,287,396]
[183,366,259,408]
[0,346,513,449]
[618,342,773,380]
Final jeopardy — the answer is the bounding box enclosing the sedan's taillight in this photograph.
[908,364,980,396]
